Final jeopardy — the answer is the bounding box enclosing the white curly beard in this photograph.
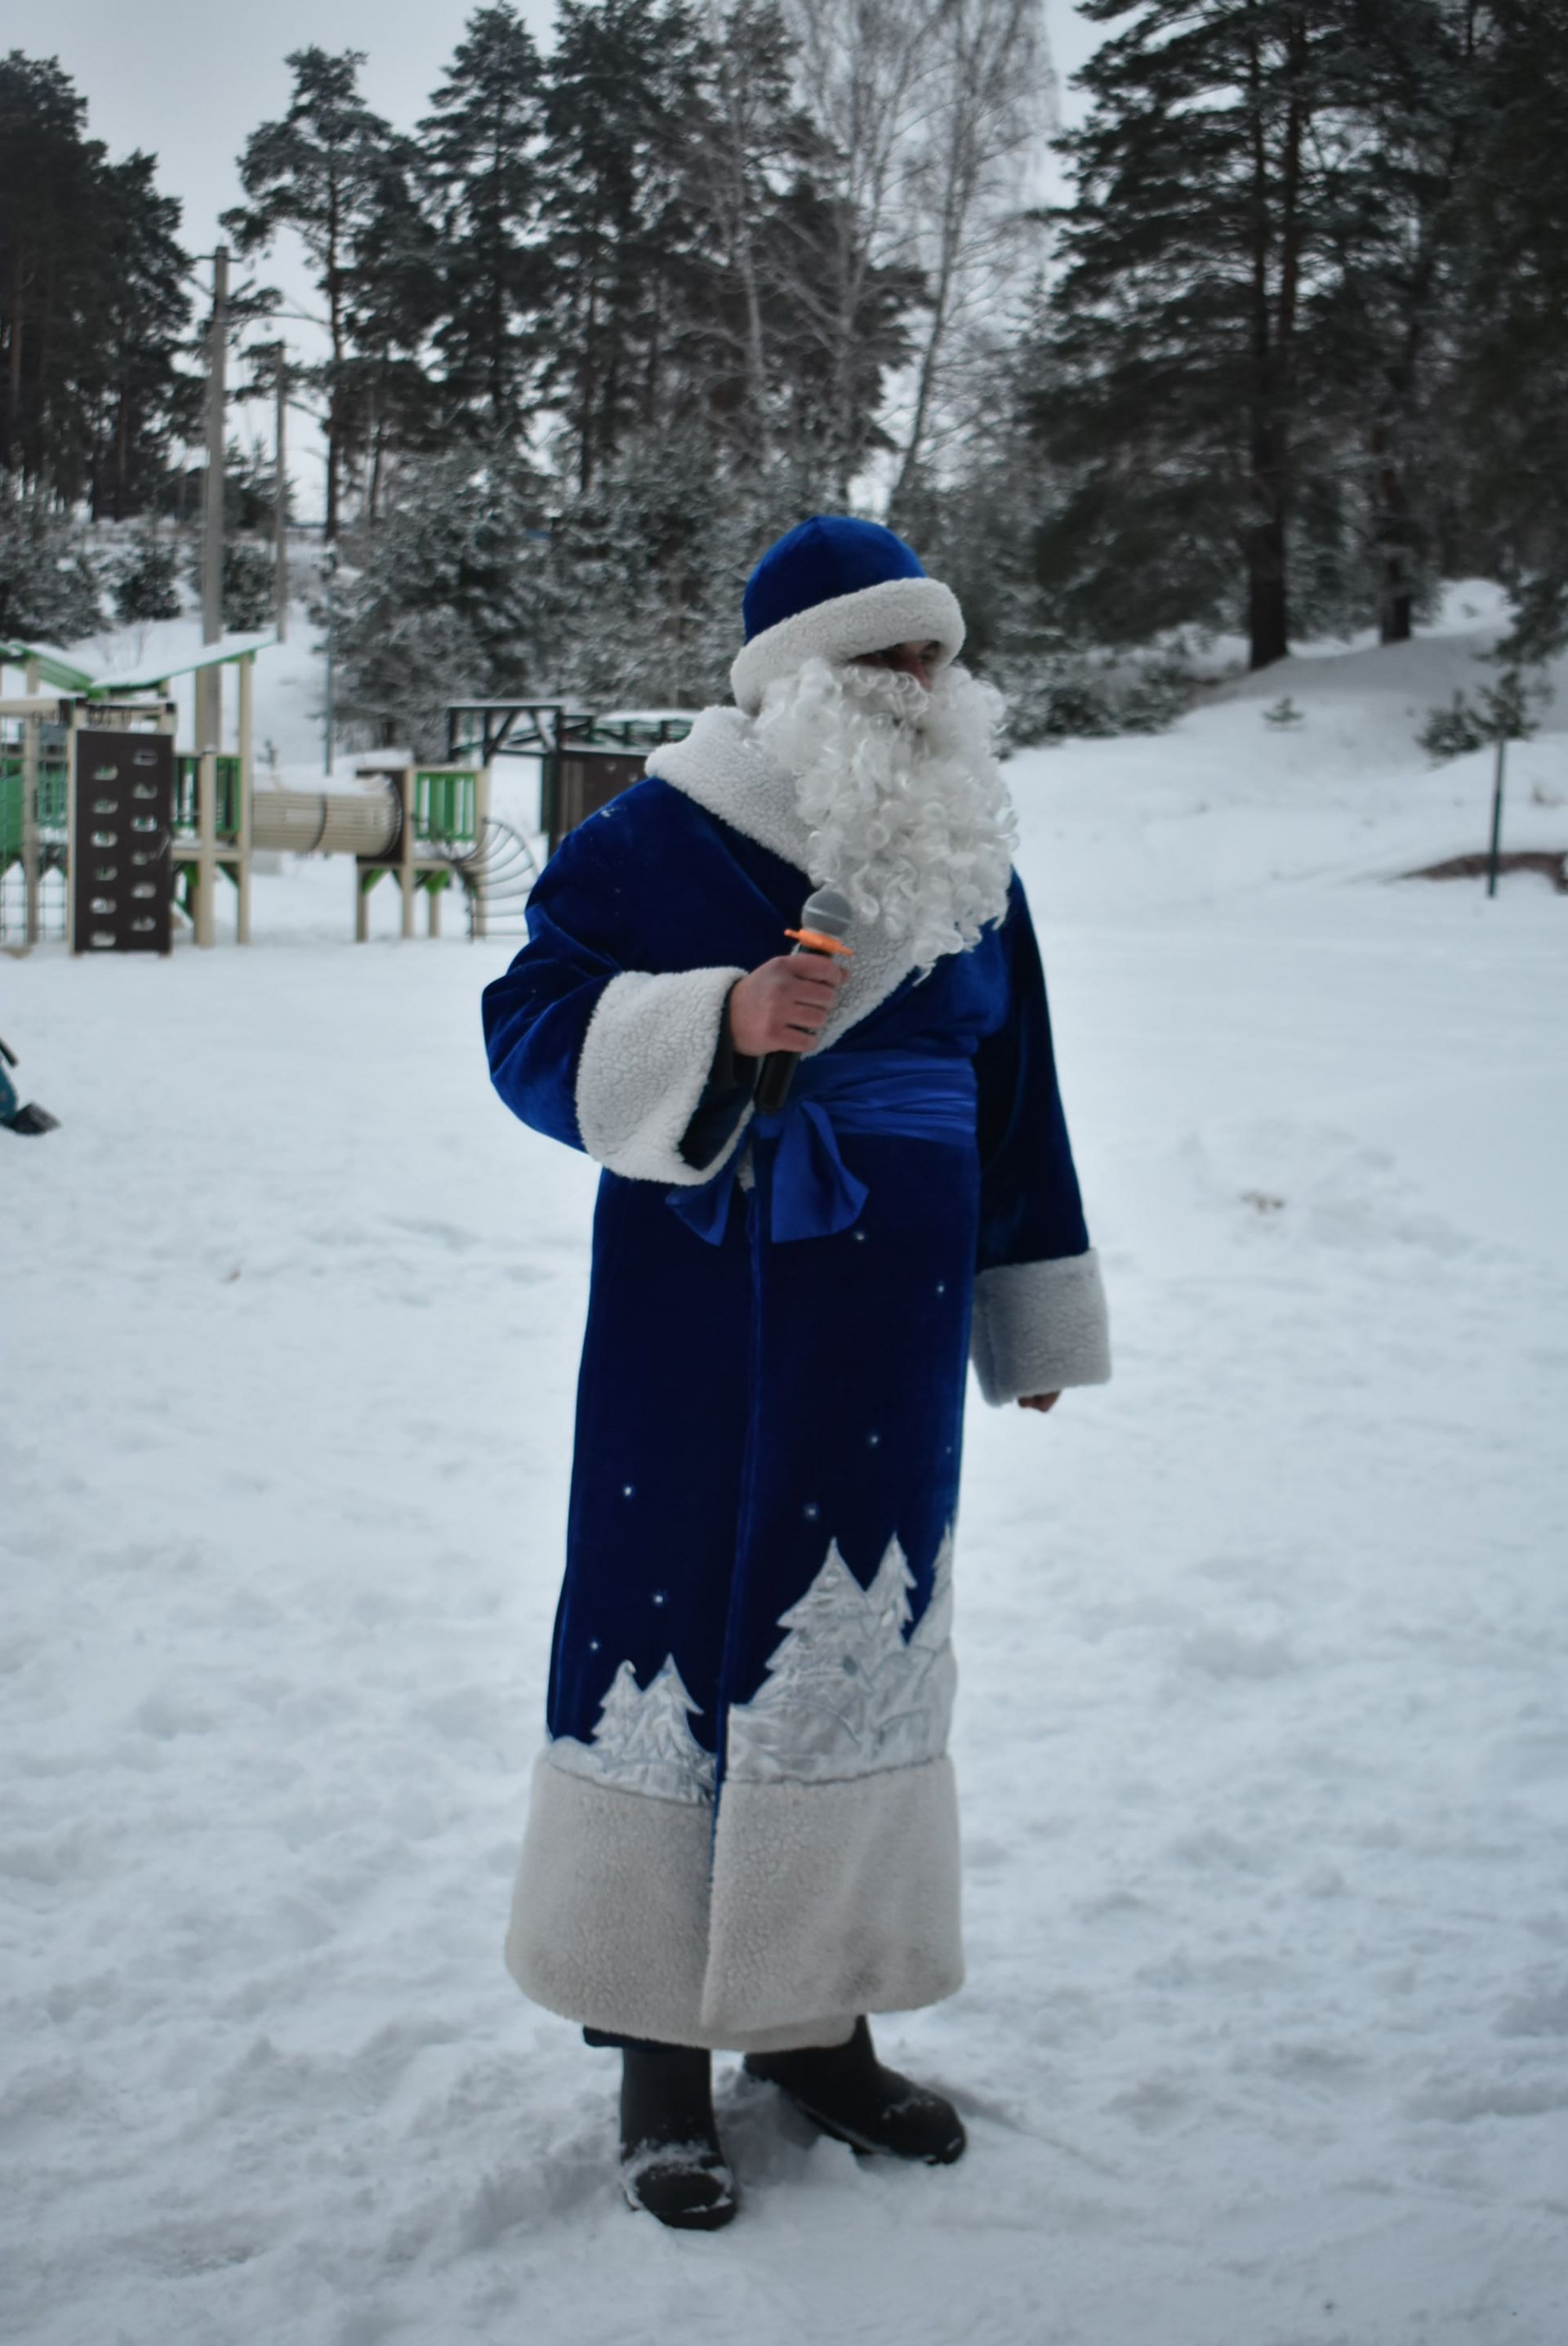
[752,657,1017,971]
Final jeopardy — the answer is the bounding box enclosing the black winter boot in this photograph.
[2,1102,58,1135]
[744,2018,966,2165]
[618,2043,739,2231]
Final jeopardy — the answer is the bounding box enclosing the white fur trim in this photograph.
[506,1752,857,2050]
[646,707,937,1045]
[700,1757,964,2040]
[574,963,749,1186]
[507,1755,713,2042]
[730,578,965,716]
[970,1248,1111,1406]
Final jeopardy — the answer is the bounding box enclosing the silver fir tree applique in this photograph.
[724,1530,956,1786]
[548,1531,956,1801]
[550,1653,717,1804]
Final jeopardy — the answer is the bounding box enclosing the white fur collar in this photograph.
[646,706,933,1046]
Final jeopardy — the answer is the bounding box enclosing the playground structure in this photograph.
[0,638,538,952]
[1,639,698,957]
[445,699,693,855]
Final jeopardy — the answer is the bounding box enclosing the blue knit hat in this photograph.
[730,515,965,714]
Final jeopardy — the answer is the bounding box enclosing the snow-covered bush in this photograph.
[991,652,1195,747]
[182,534,275,633]
[1416,667,1548,762]
[1416,693,1491,760]
[221,540,277,633]
[112,529,183,623]
[326,450,551,755]
[0,484,105,642]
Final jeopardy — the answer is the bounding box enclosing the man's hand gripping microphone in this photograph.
[749,885,855,1116]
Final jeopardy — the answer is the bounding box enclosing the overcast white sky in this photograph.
[34,0,1103,521]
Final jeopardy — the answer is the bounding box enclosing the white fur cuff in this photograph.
[574,965,748,1185]
[971,1248,1111,1405]
[507,1755,715,2044]
[701,1758,964,2040]
[506,1752,859,2051]
[730,578,965,715]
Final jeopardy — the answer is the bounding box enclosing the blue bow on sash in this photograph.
[667,1049,977,1247]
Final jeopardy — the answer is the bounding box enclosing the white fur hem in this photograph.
[701,1756,963,2040]
[506,1753,858,2050]
[730,578,965,716]
[574,965,748,1185]
[971,1248,1111,1405]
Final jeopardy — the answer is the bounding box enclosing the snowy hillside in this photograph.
[2,606,1566,2345]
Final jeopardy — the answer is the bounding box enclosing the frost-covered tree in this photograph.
[0,478,103,639]
[544,421,811,706]
[112,526,181,622]
[328,447,550,751]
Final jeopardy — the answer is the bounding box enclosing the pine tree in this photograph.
[1032,1,1351,668]
[1454,0,1568,660]
[536,0,709,490]
[419,5,547,441]
[224,49,400,537]
[1299,0,1488,641]
[341,136,443,516]
[86,152,194,522]
[0,52,97,485]
[1,53,191,510]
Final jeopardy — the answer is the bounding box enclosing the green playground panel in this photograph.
[173,754,243,839]
[412,768,478,846]
[1,757,69,860]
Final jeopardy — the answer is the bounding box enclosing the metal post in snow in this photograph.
[1486,731,1507,899]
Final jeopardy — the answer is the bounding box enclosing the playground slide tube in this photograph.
[250,787,401,859]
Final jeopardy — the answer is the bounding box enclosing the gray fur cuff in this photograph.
[971,1249,1111,1405]
[575,966,749,1185]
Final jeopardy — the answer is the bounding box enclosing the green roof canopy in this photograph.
[0,635,274,697]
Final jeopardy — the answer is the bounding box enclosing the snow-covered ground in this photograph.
[4,599,1567,2345]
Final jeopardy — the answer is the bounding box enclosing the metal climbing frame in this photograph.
[442,700,694,849]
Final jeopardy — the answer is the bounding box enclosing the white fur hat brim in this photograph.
[730,576,965,716]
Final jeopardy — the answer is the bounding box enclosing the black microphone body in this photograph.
[753,885,854,1116]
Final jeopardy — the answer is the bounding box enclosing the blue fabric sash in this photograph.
[668,1049,977,1247]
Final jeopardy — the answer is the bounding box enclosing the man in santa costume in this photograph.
[483,515,1110,2229]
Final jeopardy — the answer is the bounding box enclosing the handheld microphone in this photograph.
[754,885,855,1116]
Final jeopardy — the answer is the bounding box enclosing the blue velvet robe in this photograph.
[482,729,1108,2053]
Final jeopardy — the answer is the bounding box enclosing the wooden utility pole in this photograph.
[273,345,289,642]
[198,247,229,754]
[22,654,40,946]
[323,551,337,778]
